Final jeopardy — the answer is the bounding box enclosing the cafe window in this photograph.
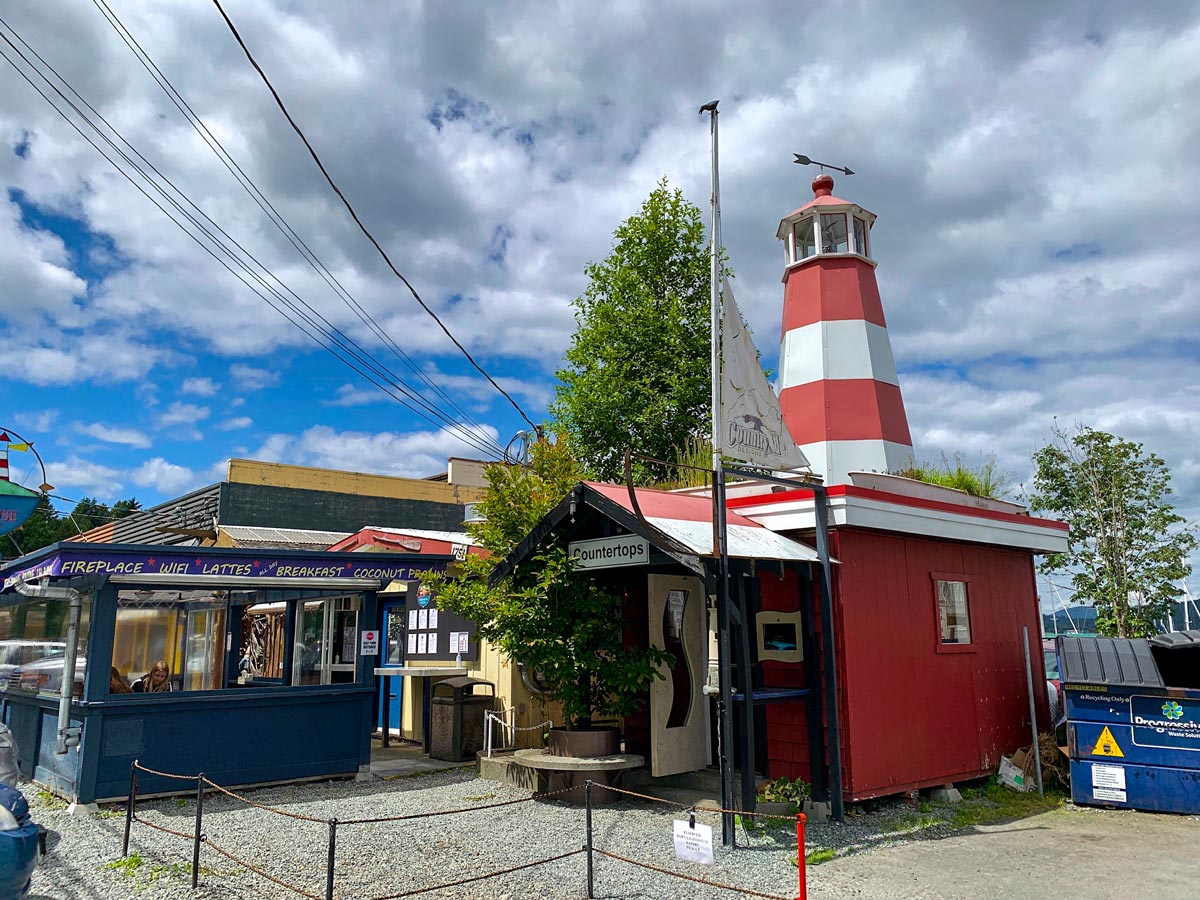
[292,596,360,686]
[934,578,972,648]
[112,590,227,693]
[0,597,91,696]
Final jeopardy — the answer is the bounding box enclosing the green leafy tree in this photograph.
[552,179,712,484]
[1029,424,1196,638]
[112,498,143,519]
[422,435,671,727]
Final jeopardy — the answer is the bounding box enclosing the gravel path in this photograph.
[22,771,1023,900]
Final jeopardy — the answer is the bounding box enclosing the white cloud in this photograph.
[229,364,280,391]
[129,457,202,496]
[156,402,210,428]
[181,377,219,397]
[44,455,123,501]
[75,422,152,449]
[12,410,58,434]
[217,416,253,431]
[250,423,500,479]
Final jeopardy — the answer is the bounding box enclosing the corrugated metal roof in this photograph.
[587,481,765,528]
[69,483,221,546]
[220,525,351,550]
[645,517,820,563]
[361,527,477,545]
[1057,635,1165,688]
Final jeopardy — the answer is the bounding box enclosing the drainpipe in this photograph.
[13,580,83,755]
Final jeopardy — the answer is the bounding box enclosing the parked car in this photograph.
[0,729,42,899]
[10,655,85,698]
[0,642,65,691]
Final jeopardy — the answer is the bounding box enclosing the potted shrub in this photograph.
[422,437,670,757]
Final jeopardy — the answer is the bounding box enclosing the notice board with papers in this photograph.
[402,580,478,663]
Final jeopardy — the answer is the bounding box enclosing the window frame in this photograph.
[793,215,816,262]
[931,573,975,654]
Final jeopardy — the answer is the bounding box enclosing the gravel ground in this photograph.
[22,771,1028,900]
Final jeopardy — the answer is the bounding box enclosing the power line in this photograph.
[90,0,493,443]
[0,22,506,460]
[209,0,537,431]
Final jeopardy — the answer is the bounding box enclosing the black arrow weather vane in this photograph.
[793,153,855,176]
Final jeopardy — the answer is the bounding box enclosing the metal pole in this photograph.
[796,812,808,900]
[326,818,338,900]
[585,779,594,899]
[381,673,390,749]
[1022,626,1044,796]
[812,485,844,822]
[191,774,205,888]
[123,761,137,857]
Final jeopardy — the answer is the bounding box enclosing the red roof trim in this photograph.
[727,484,1069,532]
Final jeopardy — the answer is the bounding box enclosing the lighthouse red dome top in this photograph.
[778,173,861,224]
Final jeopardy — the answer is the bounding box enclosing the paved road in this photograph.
[808,806,1197,900]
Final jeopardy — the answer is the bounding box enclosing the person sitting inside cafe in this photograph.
[132,660,173,693]
[109,666,132,694]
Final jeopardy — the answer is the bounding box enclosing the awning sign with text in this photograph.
[568,534,650,570]
[3,550,447,591]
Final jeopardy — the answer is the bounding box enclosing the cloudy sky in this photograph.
[2,1,1199,567]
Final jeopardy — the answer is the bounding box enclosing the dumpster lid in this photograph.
[1056,634,1164,688]
[1148,629,1200,650]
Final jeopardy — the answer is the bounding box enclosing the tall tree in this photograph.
[1029,423,1196,638]
[552,179,712,484]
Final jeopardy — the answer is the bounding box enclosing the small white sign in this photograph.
[1093,786,1127,803]
[1092,764,1126,790]
[408,610,418,630]
[407,634,417,655]
[673,819,714,865]
[428,609,439,629]
[458,632,469,653]
[568,534,649,570]
[417,633,427,655]
[360,630,379,655]
[418,609,429,630]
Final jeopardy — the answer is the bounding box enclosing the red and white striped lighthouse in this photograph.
[775,174,913,484]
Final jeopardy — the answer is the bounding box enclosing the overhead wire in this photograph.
[89,0,494,444]
[0,21,506,460]
[208,0,538,431]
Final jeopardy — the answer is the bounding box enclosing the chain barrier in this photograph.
[595,849,795,900]
[132,760,200,781]
[365,848,584,900]
[600,783,799,821]
[203,834,324,900]
[130,814,195,841]
[199,777,329,823]
[122,761,803,900]
[338,783,579,826]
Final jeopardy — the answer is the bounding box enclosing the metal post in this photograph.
[485,711,493,758]
[191,774,205,888]
[812,485,844,822]
[796,812,808,900]
[381,673,391,749]
[1022,626,1044,796]
[714,467,737,848]
[325,818,338,900]
[585,779,595,899]
[123,761,137,857]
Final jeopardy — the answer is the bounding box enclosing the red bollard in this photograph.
[796,812,808,900]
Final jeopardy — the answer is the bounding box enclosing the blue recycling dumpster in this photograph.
[1059,631,1200,815]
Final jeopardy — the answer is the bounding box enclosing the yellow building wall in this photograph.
[396,637,562,750]
[226,459,486,505]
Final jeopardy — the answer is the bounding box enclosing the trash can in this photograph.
[1059,630,1200,814]
[429,677,496,762]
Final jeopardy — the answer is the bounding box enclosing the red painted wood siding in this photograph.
[832,528,1047,799]
[759,567,814,781]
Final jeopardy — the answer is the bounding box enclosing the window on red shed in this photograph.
[936,580,972,645]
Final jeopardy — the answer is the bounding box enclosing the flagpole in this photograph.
[700,99,737,848]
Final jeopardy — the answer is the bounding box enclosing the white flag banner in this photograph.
[719,278,809,470]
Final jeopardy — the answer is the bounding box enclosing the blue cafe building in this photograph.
[0,541,449,804]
